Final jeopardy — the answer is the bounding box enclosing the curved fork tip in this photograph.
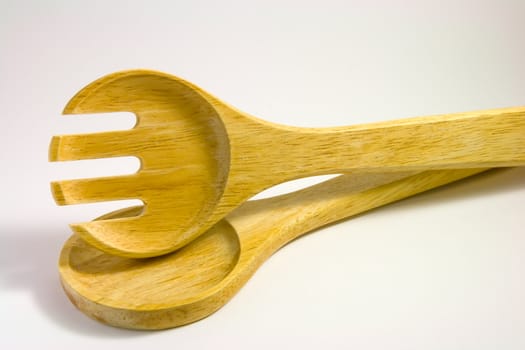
[49,136,62,161]
[51,181,67,205]
[62,90,88,115]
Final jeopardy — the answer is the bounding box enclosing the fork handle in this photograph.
[265,107,525,177]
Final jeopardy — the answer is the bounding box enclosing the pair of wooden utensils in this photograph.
[51,70,525,329]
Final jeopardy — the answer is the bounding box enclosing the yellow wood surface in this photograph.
[50,70,525,257]
[60,168,487,329]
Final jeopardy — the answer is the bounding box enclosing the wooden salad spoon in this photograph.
[60,168,487,329]
[50,69,525,258]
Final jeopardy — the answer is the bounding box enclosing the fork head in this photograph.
[50,70,231,257]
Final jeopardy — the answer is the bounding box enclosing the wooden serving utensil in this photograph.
[60,168,487,329]
[50,70,525,258]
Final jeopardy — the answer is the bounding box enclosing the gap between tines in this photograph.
[54,111,137,134]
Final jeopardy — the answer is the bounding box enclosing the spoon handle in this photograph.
[229,168,490,254]
[261,107,525,179]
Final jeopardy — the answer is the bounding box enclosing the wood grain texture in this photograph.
[50,69,525,257]
[59,168,488,329]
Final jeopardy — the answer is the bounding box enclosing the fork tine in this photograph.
[70,216,180,258]
[49,129,144,162]
[69,219,151,257]
[51,175,143,205]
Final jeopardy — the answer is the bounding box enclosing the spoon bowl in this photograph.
[59,168,487,329]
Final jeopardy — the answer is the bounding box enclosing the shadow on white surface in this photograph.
[0,226,151,337]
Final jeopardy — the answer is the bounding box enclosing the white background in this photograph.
[1,0,524,349]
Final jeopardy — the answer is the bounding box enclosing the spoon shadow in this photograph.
[0,224,151,337]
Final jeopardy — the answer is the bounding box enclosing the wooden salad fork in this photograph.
[59,168,488,329]
[50,69,525,257]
